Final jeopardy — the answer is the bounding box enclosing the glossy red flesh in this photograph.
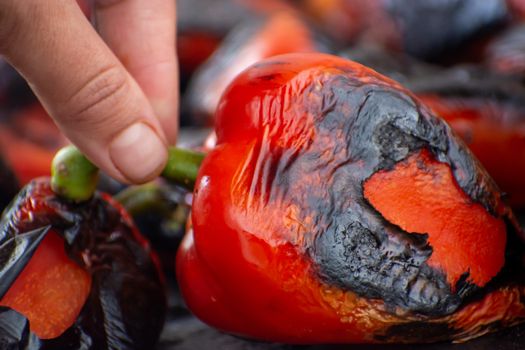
[0,231,91,339]
[364,149,506,288]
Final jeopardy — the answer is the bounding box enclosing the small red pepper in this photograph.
[177,53,525,344]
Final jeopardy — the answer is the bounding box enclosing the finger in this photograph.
[93,0,178,144]
[0,1,168,184]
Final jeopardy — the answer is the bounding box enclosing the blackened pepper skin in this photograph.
[177,53,525,344]
[310,82,507,316]
[0,178,166,349]
[340,48,525,210]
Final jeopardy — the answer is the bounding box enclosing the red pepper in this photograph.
[0,147,166,348]
[177,53,525,344]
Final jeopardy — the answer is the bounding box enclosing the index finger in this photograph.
[93,0,179,144]
[1,0,168,184]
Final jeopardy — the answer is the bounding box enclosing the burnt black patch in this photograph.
[263,71,512,316]
[314,210,463,315]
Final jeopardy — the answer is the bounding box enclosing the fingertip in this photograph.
[108,122,168,184]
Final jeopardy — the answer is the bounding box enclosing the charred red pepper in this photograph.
[0,147,166,349]
[177,53,525,344]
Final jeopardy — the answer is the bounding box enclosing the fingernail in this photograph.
[109,123,167,183]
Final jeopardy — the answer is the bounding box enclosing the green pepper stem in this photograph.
[51,146,205,202]
[161,147,205,191]
[51,146,99,202]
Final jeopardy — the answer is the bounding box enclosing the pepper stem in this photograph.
[51,146,205,201]
[161,147,205,190]
[51,146,99,202]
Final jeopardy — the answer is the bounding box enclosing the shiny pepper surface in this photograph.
[177,53,525,344]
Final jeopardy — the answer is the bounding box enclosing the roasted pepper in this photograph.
[0,146,166,349]
[177,53,525,344]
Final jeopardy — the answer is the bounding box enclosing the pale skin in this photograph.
[0,0,178,184]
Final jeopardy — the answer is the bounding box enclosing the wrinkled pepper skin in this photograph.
[0,178,166,349]
[177,53,525,344]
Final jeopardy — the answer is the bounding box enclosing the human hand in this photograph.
[0,0,178,183]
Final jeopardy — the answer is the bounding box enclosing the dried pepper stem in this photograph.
[51,145,205,202]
